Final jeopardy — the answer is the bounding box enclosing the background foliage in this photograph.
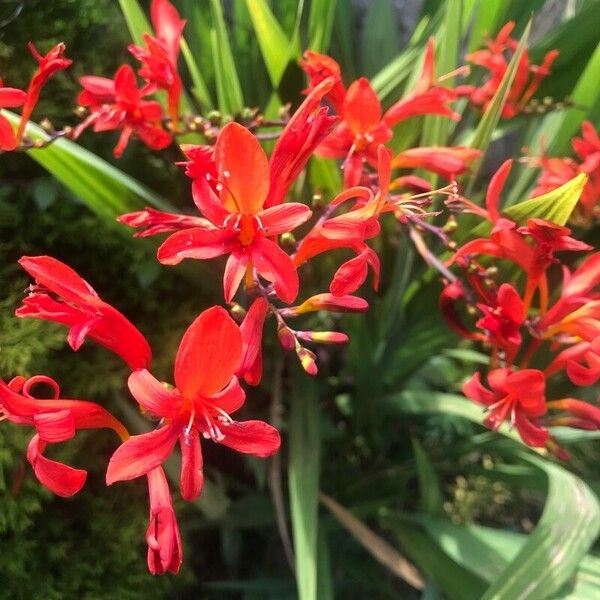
[1,0,600,598]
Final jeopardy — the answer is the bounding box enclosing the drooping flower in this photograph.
[74,64,171,157]
[0,375,128,497]
[463,368,548,446]
[461,22,559,119]
[16,256,152,370]
[392,147,481,181]
[0,79,26,150]
[129,0,185,127]
[237,297,269,386]
[15,43,72,143]
[106,306,280,500]
[145,466,183,575]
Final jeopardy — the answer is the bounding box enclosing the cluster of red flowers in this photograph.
[1,0,597,577]
[442,159,600,454]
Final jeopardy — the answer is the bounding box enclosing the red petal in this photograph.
[151,0,186,63]
[209,377,246,414]
[219,420,281,457]
[128,369,181,418]
[343,78,381,134]
[238,298,268,383]
[330,254,368,296]
[251,237,299,304]
[486,159,512,222]
[157,227,237,265]
[496,284,524,324]
[0,86,26,107]
[259,203,312,236]
[506,370,546,416]
[192,179,229,225]
[514,412,549,447]
[175,306,242,398]
[223,250,250,303]
[215,122,269,215]
[462,372,496,406]
[114,64,140,105]
[18,255,99,305]
[179,430,203,501]
[106,423,180,484]
[27,435,86,497]
[33,410,76,443]
[0,115,17,151]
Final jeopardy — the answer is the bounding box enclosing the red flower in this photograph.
[16,256,152,370]
[106,307,280,500]
[476,284,525,362]
[0,375,128,497]
[129,0,185,127]
[237,297,269,386]
[0,79,26,150]
[301,41,459,187]
[15,43,72,143]
[532,121,600,223]
[392,147,481,181]
[146,466,183,575]
[463,22,559,119]
[75,65,172,157]
[463,368,548,446]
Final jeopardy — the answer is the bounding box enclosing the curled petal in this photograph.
[514,412,549,447]
[27,435,86,497]
[486,159,512,222]
[259,203,312,236]
[223,250,250,303]
[237,298,268,386]
[251,237,299,304]
[33,410,76,443]
[128,369,182,418]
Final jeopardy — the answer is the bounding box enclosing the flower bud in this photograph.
[296,345,318,376]
[282,293,368,316]
[296,331,349,344]
[277,325,296,350]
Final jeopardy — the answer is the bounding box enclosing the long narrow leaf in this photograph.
[5,114,173,221]
[288,375,321,600]
[308,0,338,53]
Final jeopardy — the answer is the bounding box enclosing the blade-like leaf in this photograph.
[481,454,600,599]
[466,20,531,192]
[209,0,244,115]
[467,0,511,53]
[308,0,338,53]
[360,0,400,77]
[4,114,173,221]
[288,375,321,600]
[245,0,296,86]
[117,0,151,45]
[412,436,444,515]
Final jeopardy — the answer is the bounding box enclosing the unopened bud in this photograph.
[296,331,349,344]
[74,106,87,118]
[207,110,222,125]
[443,216,458,233]
[40,118,54,133]
[277,325,296,350]
[240,107,255,120]
[311,193,325,209]
[280,232,296,249]
[296,345,318,376]
[229,302,247,320]
[282,293,369,316]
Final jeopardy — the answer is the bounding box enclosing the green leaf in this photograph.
[288,375,321,600]
[503,172,587,225]
[360,0,400,77]
[117,0,151,45]
[412,436,444,515]
[180,37,214,109]
[308,0,338,53]
[245,0,296,87]
[209,0,245,115]
[4,113,172,221]
[421,0,463,148]
[381,517,487,599]
[466,20,531,191]
[467,0,511,53]
[481,454,600,599]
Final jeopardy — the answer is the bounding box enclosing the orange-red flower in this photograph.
[463,368,548,446]
[75,64,172,157]
[461,22,559,119]
[0,375,127,497]
[129,0,185,127]
[106,307,280,500]
[15,43,72,143]
[301,41,459,187]
[16,256,152,370]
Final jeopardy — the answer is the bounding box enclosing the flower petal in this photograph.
[251,237,299,304]
[157,227,237,265]
[27,435,86,497]
[237,298,268,385]
[343,78,381,135]
[106,423,180,484]
[259,203,312,236]
[223,250,250,303]
[33,410,76,443]
[215,122,269,215]
[219,420,281,457]
[462,372,496,406]
[128,369,181,418]
[179,430,203,501]
[174,306,242,398]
